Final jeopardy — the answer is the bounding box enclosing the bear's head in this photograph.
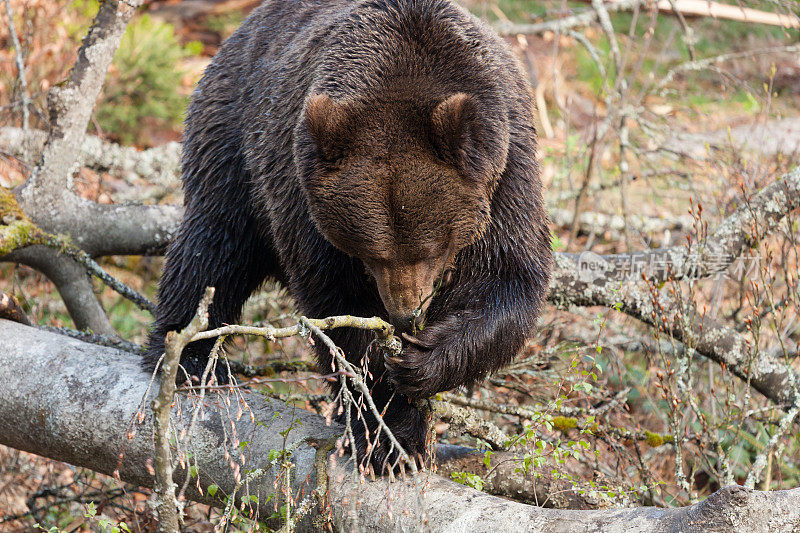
[294,90,510,331]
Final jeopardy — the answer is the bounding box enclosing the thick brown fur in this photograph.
[144,0,553,471]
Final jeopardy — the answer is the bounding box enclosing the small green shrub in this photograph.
[95,12,202,145]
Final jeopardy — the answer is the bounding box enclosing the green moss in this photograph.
[644,431,663,447]
[0,187,43,255]
[644,431,674,447]
[0,219,41,255]
[0,187,24,219]
[552,416,578,432]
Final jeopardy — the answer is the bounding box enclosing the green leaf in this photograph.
[550,233,565,251]
[483,450,493,468]
[450,471,485,491]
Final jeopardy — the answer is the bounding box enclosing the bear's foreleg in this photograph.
[143,203,281,383]
[384,271,547,399]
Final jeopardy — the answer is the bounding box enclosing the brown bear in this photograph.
[144,0,553,471]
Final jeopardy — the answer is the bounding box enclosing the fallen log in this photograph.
[1,320,800,531]
[495,0,799,35]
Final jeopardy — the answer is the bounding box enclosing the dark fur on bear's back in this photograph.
[145,0,553,469]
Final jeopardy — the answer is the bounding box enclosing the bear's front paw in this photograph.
[383,341,437,399]
[384,317,460,399]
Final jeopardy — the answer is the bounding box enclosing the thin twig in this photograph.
[493,0,645,36]
[2,0,30,129]
[191,315,394,343]
[40,234,155,313]
[298,317,418,475]
[4,211,155,313]
[152,287,214,532]
[656,44,800,95]
[745,404,800,489]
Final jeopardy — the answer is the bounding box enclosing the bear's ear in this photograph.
[303,93,351,166]
[430,93,492,180]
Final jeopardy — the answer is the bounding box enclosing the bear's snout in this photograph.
[367,260,441,332]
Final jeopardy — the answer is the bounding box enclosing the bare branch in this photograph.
[299,316,418,475]
[657,45,800,94]
[0,127,181,187]
[0,0,157,334]
[1,197,155,314]
[2,0,30,129]
[550,168,800,408]
[152,287,214,532]
[18,0,143,197]
[745,404,800,489]
[190,314,395,344]
[494,0,799,36]
[10,246,116,335]
[493,0,644,36]
[431,400,510,450]
[554,167,800,285]
[591,0,622,74]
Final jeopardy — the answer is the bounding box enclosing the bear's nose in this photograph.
[388,313,413,332]
[383,285,430,332]
[387,309,424,333]
[367,260,438,332]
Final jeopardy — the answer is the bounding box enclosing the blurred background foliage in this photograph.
[96,11,202,145]
[75,0,203,145]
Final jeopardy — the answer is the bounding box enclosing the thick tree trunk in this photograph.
[1,319,799,532]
